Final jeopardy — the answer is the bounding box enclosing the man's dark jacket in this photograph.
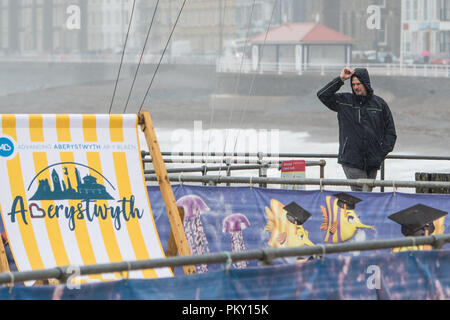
[317,68,396,171]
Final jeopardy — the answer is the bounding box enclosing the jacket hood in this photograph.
[351,68,373,98]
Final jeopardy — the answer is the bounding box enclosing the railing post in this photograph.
[257,152,267,188]
[319,159,326,179]
[141,150,148,172]
[226,158,231,187]
[202,165,207,186]
[380,160,385,192]
[432,236,445,249]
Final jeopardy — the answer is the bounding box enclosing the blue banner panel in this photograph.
[149,185,450,274]
[0,250,448,300]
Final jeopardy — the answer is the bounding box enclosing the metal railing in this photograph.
[142,151,450,191]
[216,58,450,78]
[141,151,327,187]
[1,234,448,285]
[380,154,450,192]
[144,174,450,192]
[0,53,218,65]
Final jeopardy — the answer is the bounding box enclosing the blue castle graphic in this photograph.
[30,167,114,201]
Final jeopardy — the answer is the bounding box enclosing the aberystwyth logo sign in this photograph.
[7,162,144,232]
[0,134,17,160]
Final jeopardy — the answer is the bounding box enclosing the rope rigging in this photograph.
[109,0,277,171]
[137,0,188,114]
[123,0,161,114]
[231,0,279,154]
[110,0,187,115]
[203,0,229,167]
[216,0,279,176]
[108,0,137,114]
[218,0,257,169]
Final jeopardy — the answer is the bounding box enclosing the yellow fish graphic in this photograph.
[320,195,374,243]
[264,199,314,248]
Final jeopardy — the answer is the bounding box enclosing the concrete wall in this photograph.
[3,60,450,103]
[215,71,450,99]
[0,61,216,96]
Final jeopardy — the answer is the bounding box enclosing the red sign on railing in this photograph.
[281,160,306,190]
[281,160,306,173]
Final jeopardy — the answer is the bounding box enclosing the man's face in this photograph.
[352,77,367,96]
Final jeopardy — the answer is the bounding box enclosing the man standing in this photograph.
[317,67,396,192]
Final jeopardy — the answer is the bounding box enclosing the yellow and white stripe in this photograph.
[0,114,172,283]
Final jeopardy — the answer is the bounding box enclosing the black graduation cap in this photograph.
[283,202,312,225]
[333,192,362,210]
[388,204,447,236]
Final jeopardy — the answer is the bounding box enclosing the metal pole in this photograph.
[141,150,147,171]
[202,165,208,186]
[141,152,450,189]
[319,159,326,179]
[226,159,231,187]
[144,151,450,162]
[144,159,326,167]
[0,234,448,285]
[257,152,266,188]
[144,164,274,175]
[145,174,450,190]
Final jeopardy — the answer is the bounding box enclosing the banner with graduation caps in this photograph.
[388,204,448,251]
[0,114,172,283]
[148,184,450,274]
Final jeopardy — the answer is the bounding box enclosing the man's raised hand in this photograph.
[340,67,354,81]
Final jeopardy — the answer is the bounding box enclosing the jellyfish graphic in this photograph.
[222,213,250,269]
[176,194,211,273]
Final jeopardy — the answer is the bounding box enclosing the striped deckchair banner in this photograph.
[0,114,172,283]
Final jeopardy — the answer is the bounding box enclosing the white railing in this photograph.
[0,53,218,65]
[216,57,450,78]
[2,54,448,77]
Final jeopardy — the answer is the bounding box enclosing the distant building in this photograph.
[258,0,402,60]
[0,0,89,54]
[338,0,402,58]
[401,0,450,59]
[250,23,354,71]
[7,0,449,64]
[93,0,134,53]
[158,0,237,57]
[0,0,134,54]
